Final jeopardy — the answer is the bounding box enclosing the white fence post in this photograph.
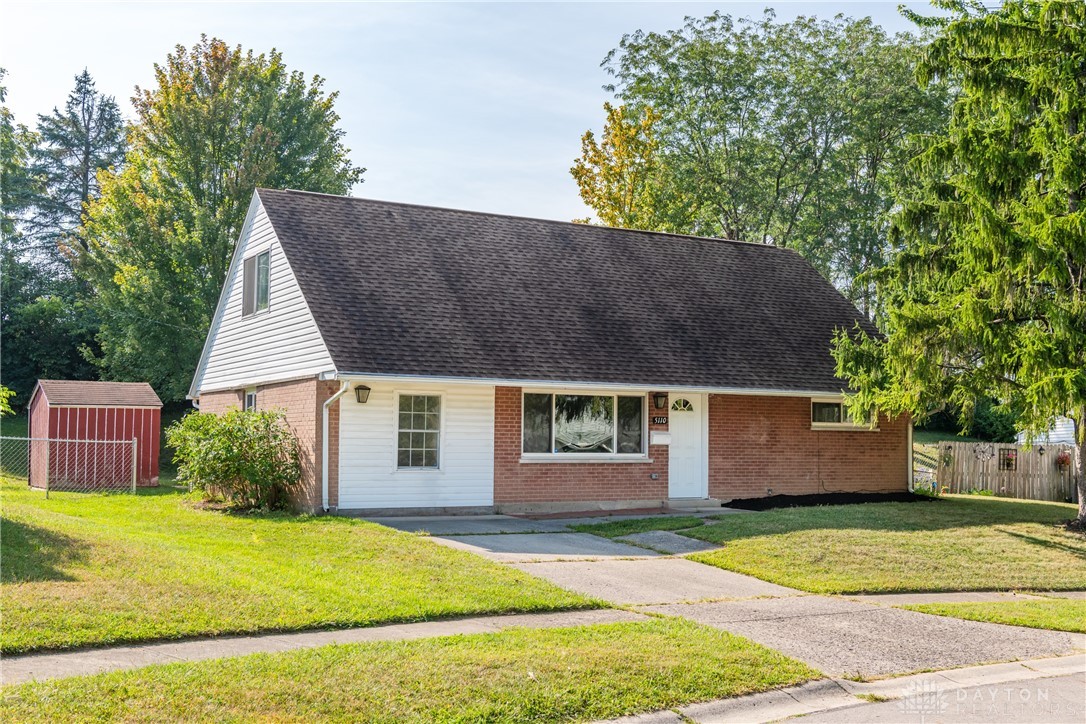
[131,437,138,494]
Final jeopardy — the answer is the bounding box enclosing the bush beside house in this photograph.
[167,410,302,509]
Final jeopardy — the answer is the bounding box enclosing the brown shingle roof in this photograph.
[257,189,879,393]
[35,380,163,408]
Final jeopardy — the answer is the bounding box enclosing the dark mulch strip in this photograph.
[722,491,936,511]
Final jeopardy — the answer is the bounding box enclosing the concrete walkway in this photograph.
[597,654,1086,723]
[0,608,643,686]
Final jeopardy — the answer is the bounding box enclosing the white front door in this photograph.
[668,393,707,498]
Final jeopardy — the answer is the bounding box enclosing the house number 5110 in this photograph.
[652,416,668,425]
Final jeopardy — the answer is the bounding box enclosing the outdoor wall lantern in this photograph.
[653,392,668,410]
[354,385,371,404]
[1038,445,1046,456]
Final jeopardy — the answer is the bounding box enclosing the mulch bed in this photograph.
[723,491,935,511]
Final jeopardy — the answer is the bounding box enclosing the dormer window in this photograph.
[242,250,270,316]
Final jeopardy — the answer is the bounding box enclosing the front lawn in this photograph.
[683,496,1086,594]
[0,619,819,723]
[902,598,1086,633]
[0,478,591,654]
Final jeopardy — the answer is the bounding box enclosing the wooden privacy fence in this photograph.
[934,441,1078,503]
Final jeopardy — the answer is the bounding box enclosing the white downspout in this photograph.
[907,419,914,492]
[322,380,350,512]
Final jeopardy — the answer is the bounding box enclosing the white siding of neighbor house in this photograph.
[338,380,495,509]
[1018,417,1077,446]
[192,197,334,395]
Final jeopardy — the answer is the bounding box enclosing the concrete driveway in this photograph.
[367,513,1086,681]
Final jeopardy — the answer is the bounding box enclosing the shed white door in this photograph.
[668,394,707,498]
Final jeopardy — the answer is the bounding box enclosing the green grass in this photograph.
[0,477,592,654]
[0,619,819,723]
[902,598,1086,633]
[683,496,1086,594]
[0,413,29,438]
[569,516,706,539]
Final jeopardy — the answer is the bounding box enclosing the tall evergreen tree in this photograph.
[29,70,125,265]
[78,37,364,401]
[833,0,1086,519]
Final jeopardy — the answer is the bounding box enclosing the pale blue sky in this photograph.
[2,1,932,221]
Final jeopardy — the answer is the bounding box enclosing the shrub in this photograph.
[967,488,995,496]
[167,409,302,510]
[913,480,941,498]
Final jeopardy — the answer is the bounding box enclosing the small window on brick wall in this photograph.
[244,389,257,411]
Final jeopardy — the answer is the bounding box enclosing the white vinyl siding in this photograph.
[193,198,334,394]
[338,381,494,509]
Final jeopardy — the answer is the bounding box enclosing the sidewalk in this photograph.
[0,608,642,686]
[597,653,1086,723]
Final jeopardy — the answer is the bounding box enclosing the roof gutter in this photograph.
[322,379,350,512]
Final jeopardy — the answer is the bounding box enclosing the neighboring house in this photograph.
[189,189,911,514]
[1017,417,1077,446]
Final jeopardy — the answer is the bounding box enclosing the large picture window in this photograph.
[397,394,440,468]
[522,393,644,455]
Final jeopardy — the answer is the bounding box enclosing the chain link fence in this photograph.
[0,436,137,496]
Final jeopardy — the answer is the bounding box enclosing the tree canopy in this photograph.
[77,37,364,401]
[832,0,1086,515]
[575,11,949,314]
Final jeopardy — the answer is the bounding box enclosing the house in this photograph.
[189,189,911,514]
[1017,417,1077,446]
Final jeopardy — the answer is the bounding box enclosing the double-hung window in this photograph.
[244,389,257,411]
[242,250,270,316]
[522,393,645,456]
[397,394,441,469]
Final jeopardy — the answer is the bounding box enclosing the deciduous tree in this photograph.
[833,0,1086,519]
[571,103,685,231]
[79,37,364,401]
[579,12,949,314]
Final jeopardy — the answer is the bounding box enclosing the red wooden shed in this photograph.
[28,380,163,490]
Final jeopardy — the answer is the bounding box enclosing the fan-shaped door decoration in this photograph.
[671,398,694,412]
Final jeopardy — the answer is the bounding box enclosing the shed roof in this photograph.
[255,188,879,393]
[35,380,163,408]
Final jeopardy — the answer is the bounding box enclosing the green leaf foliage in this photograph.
[832,1,1086,513]
[77,37,365,401]
[166,408,302,510]
[579,11,949,314]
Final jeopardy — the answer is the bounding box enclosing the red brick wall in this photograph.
[708,394,909,499]
[197,377,341,512]
[493,386,670,504]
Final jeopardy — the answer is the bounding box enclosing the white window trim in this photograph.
[810,397,879,431]
[392,391,445,472]
[244,388,257,411]
[520,389,649,462]
[241,247,273,319]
